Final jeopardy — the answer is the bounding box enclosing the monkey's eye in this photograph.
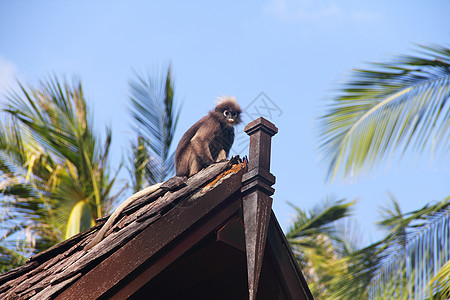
[223,110,229,117]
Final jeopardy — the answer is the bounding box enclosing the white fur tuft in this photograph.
[215,95,237,105]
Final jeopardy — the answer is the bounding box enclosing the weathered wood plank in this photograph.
[29,225,98,263]
[49,214,160,286]
[30,273,82,300]
[0,261,38,287]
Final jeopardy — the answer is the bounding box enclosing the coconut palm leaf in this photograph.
[286,197,355,241]
[286,197,355,298]
[128,136,151,193]
[370,197,450,299]
[0,118,58,254]
[0,76,124,261]
[426,260,450,299]
[318,44,450,181]
[0,246,28,273]
[325,196,450,299]
[129,65,181,186]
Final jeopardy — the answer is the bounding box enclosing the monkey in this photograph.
[175,96,242,177]
[85,97,241,250]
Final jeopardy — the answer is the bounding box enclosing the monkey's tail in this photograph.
[84,183,163,250]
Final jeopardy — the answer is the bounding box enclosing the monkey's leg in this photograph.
[191,134,214,165]
[215,149,227,162]
[189,159,202,176]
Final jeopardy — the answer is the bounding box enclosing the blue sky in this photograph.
[1,1,449,244]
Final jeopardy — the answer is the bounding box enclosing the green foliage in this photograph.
[286,196,450,299]
[318,44,450,181]
[321,197,450,300]
[310,43,450,299]
[0,67,180,272]
[286,197,355,298]
[129,136,151,193]
[0,77,124,266]
[0,245,27,273]
[426,260,450,299]
[128,65,181,190]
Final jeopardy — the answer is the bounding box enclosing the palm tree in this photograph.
[0,77,124,270]
[128,65,180,191]
[317,44,450,298]
[286,198,356,298]
[0,66,181,272]
[323,196,450,299]
[318,44,449,181]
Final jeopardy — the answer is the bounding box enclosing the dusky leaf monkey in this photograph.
[175,96,242,177]
[85,97,241,250]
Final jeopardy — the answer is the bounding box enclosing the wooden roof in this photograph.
[0,118,313,300]
[0,160,237,299]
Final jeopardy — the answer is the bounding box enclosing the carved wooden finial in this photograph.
[241,117,278,300]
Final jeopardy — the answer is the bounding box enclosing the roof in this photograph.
[0,117,313,300]
[0,160,238,299]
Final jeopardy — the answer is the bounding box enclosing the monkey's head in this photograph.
[213,96,242,126]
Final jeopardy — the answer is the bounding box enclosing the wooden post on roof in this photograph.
[241,117,278,300]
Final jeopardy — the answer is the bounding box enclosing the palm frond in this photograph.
[0,245,28,273]
[128,136,151,192]
[286,197,355,298]
[368,196,450,299]
[65,200,89,239]
[426,260,450,299]
[318,44,450,181]
[287,197,355,240]
[0,75,124,261]
[128,65,181,185]
[325,196,450,299]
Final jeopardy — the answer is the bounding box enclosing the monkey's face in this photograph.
[222,109,241,126]
[214,97,242,126]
